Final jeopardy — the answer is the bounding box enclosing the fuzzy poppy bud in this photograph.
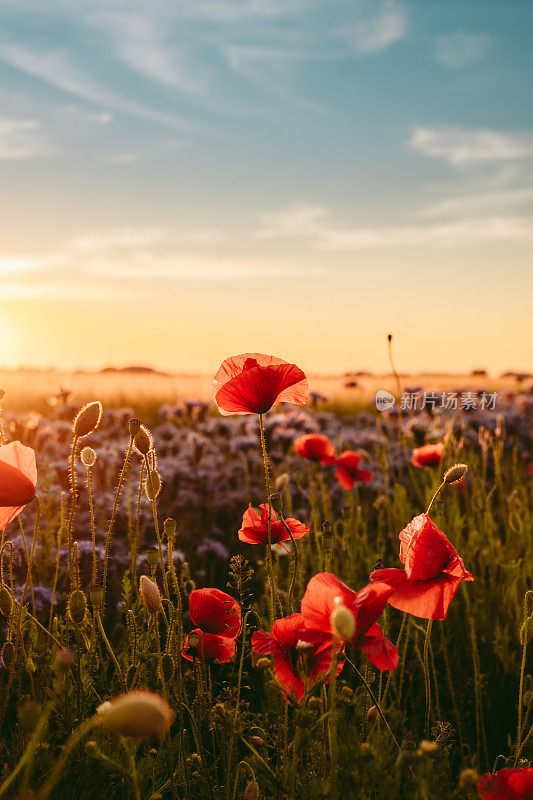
[89,585,104,607]
[187,631,200,651]
[134,426,152,456]
[68,589,87,624]
[0,587,12,618]
[443,463,468,485]
[459,768,479,788]
[249,735,265,748]
[243,780,260,800]
[81,446,97,468]
[145,471,161,501]
[367,705,379,722]
[73,401,103,438]
[275,473,289,492]
[330,598,355,641]
[160,653,175,683]
[129,418,141,437]
[97,690,174,739]
[268,493,283,515]
[146,547,159,567]
[2,641,15,668]
[140,575,162,615]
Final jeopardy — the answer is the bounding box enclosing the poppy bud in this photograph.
[68,589,87,624]
[459,768,479,788]
[73,401,103,438]
[250,735,265,748]
[81,447,97,468]
[129,418,141,437]
[523,690,533,707]
[330,599,355,641]
[322,520,333,538]
[0,587,12,618]
[275,473,289,492]
[187,631,200,653]
[443,463,468,485]
[96,690,174,739]
[243,780,260,800]
[146,547,159,568]
[134,426,152,456]
[2,641,15,668]
[145,471,161,501]
[54,649,76,671]
[255,657,271,670]
[268,493,283,515]
[89,585,104,607]
[140,575,162,615]
[164,518,177,541]
[308,696,322,712]
[367,705,379,722]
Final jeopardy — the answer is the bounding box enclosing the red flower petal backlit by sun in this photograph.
[188,588,241,638]
[370,513,473,620]
[293,434,336,465]
[181,629,236,663]
[251,613,343,702]
[335,450,373,490]
[0,441,37,531]
[478,767,533,800]
[238,504,309,545]
[301,573,398,671]
[411,442,444,468]
[213,353,308,415]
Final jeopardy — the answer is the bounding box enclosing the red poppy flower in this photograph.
[181,629,236,663]
[369,513,473,620]
[301,573,398,671]
[411,442,444,468]
[238,504,309,546]
[0,442,37,530]
[335,451,373,490]
[251,613,343,702]
[188,588,241,638]
[478,767,533,799]
[293,434,336,466]
[213,353,308,416]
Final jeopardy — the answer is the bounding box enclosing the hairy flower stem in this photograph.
[17,517,36,617]
[259,414,276,623]
[144,454,170,600]
[426,480,445,516]
[66,434,79,585]
[49,492,67,631]
[96,609,126,690]
[102,437,134,602]
[86,464,97,585]
[327,636,339,778]
[132,461,144,585]
[423,619,433,736]
[280,516,299,613]
[515,590,532,764]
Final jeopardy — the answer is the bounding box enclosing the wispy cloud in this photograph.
[259,202,533,249]
[435,31,490,68]
[0,118,48,159]
[339,0,406,55]
[409,126,533,166]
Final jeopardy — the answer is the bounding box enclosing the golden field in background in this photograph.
[0,367,526,415]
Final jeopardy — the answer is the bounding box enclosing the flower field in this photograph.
[0,354,531,799]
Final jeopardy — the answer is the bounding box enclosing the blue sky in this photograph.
[0,0,531,374]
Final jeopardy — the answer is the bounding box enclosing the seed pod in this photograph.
[2,641,15,668]
[164,518,177,542]
[243,780,260,800]
[129,417,141,437]
[322,520,333,539]
[81,446,97,468]
[330,600,355,641]
[139,575,162,615]
[73,401,103,437]
[0,586,12,618]
[145,471,161,501]
[134,426,152,456]
[146,547,159,568]
[96,690,174,739]
[160,653,174,683]
[249,735,265,748]
[187,631,200,652]
[442,463,468,485]
[68,589,87,625]
[367,705,379,722]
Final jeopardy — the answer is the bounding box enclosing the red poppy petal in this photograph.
[0,505,25,530]
[358,629,399,671]
[308,646,344,687]
[352,582,396,638]
[181,630,236,663]
[355,469,373,483]
[301,572,357,635]
[188,588,241,637]
[294,434,336,465]
[478,767,533,800]
[284,517,310,540]
[399,514,452,580]
[213,354,308,415]
[0,442,37,506]
[251,630,280,656]
[387,576,461,620]
[337,451,361,471]
[411,443,444,468]
[273,651,305,702]
[271,613,308,651]
[369,568,408,587]
[335,465,354,490]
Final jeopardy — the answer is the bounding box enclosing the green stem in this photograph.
[259,414,276,623]
[103,437,134,601]
[424,619,433,736]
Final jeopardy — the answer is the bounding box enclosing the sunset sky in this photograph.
[0,0,532,376]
